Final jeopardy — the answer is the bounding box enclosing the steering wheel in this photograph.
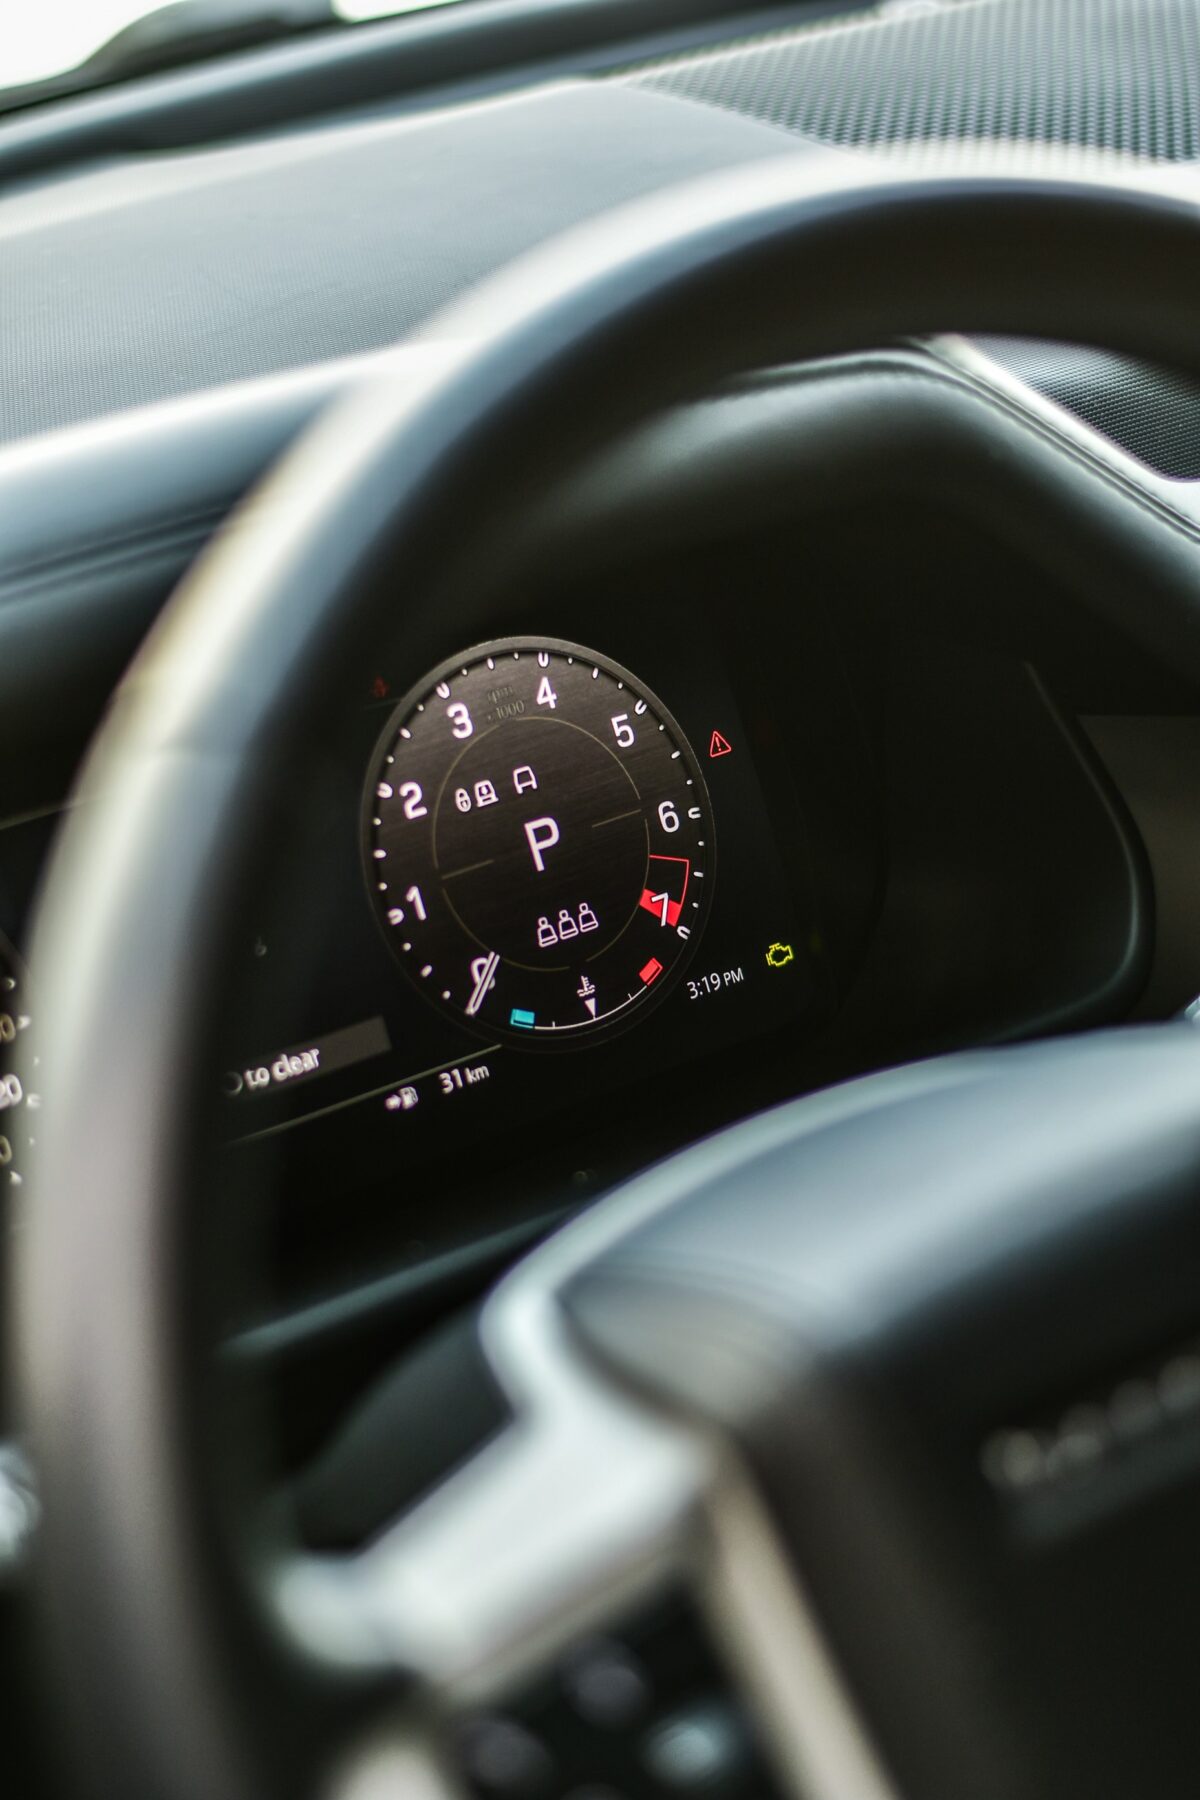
[16,151,1200,1800]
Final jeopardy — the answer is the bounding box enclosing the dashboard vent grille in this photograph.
[624,0,1200,164]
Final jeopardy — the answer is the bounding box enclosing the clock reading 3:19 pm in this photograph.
[365,637,715,1045]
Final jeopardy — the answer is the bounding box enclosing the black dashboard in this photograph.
[5,0,1200,1489]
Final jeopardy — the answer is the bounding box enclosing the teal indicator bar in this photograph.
[509,1008,536,1029]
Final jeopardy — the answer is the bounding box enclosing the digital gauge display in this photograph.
[365,639,716,1044]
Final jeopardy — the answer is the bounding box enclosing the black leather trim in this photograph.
[4,341,1200,821]
[8,339,1200,610]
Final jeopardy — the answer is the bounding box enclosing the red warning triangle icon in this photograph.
[709,729,732,759]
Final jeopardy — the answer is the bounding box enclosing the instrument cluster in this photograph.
[222,603,824,1226]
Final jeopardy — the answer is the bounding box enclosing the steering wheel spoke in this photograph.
[277,1256,872,1799]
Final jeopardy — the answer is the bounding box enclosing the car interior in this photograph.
[6,0,1200,1796]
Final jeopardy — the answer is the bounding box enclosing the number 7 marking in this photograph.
[650,891,670,926]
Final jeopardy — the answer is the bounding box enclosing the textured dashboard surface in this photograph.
[629,0,1200,162]
[0,82,791,445]
[6,0,1200,468]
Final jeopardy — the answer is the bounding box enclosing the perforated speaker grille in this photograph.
[625,0,1200,162]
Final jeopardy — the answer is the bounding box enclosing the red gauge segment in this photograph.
[365,638,715,1047]
[639,854,691,929]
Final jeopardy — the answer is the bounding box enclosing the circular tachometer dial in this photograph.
[366,638,714,1044]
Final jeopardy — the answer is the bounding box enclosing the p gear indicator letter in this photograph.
[365,637,715,1046]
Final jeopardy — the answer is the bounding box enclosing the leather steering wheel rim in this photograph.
[16,151,1200,1800]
